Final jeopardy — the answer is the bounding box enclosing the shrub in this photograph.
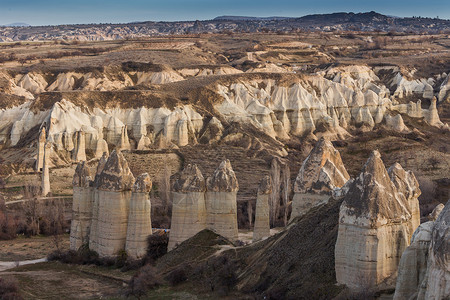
[0,277,22,300]
[127,265,162,298]
[144,231,168,263]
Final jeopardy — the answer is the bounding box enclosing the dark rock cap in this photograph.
[258,175,272,195]
[72,161,93,188]
[133,173,152,193]
[173,164,206,193]
[95,150,135,191]
[341,150,410,226]
[294,137,349,194]
[207,159,239,192]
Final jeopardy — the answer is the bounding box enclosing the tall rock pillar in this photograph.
[205,160,239,241]
[73,131,87,162]
[70,161,94,250]
[89,153,108,252]
[253,175,271,242]
[335,151,414,289]
[36,127,46,171]
[168,164,207,250]
[41,142,51,196]
[94,150,135,257]
[125,173,153,259]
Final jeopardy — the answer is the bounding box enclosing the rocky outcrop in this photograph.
[70,161,94,250]
[125,173,152,259]
[94,150,135,257]
[290,138,349,220]
[41,142,51,196]
[168,164,207,250]
[394,201,449,300]
[205,160,239,241]
[335,151,416,289]
[253,175,271,242]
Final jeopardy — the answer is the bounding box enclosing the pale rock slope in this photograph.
[290,138,349,220]
[335,150,419,289]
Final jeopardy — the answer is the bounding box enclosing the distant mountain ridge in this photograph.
[0,11,448,42]
[5,23,30,27]
[214,16,292,21]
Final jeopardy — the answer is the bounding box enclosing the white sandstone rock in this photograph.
[168,164,207,250]
[125,173,152,259]
[206,160,239,241]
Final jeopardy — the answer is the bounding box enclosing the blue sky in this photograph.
[0,0,448,26]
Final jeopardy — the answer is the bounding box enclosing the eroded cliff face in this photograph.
[335,150,420,289]
[0,65,448,170]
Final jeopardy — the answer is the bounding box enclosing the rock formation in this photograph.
[168,164,207,250]
[421,200,449,299]
[117,126,131,151]
[36,127,46,171]
[125,173,152,259]
[335,150,417,289]
[290,138,349,220]
[41,142,51,196]
[70,161,94,250]
[205,160,239,241]
[394,201,449,300]
[89,152,109,253]
[94,138,109,158]
[73,130,87,162]
[94,150,135,257]
[388,162,421,231]
[253,175,271,242]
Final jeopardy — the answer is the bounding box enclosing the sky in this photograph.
[0,0,448,26]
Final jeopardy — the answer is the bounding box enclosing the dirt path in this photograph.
[0,258,47,272]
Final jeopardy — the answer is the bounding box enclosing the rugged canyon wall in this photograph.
[290,138,349,220]
[125,173,153,259]
[335,150,420,289]
[205,160,239,242]
[168,164,207,250]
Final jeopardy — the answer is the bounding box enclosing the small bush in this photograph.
[127,265,162,298]
[0,277,23,300]
[144,231,168,264]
